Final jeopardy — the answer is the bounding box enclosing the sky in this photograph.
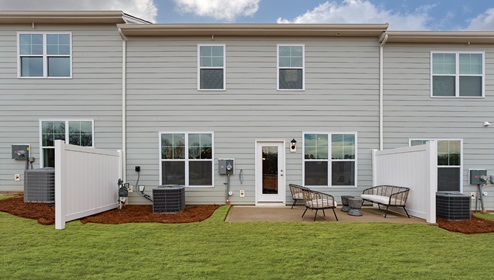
[1,0,494,30]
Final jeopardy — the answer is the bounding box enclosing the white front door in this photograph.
[255,141,286,204]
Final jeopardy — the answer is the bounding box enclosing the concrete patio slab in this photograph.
[225,205,429,224]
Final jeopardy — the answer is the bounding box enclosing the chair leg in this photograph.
[332,208,338,221]
[313,209,318,221]
[291,199,297,209]
[384,205,389,218]
[403,206,410,218]
[302,207,308,218]
[322,209,326,217]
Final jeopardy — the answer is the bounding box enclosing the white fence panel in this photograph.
[372,141,437,223]
[55,140,122,230]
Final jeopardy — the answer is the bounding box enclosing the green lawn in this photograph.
[475,212,494,221]
[1,206,493,279]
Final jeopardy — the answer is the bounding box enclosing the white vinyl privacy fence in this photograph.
[372,141,438,223]
[55,140,122,229]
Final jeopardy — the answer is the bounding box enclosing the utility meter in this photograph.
[12,144,30,160]
[470,169,487,185]
[218,159,234,175]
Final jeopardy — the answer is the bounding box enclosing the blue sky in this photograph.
[1,0,494,30]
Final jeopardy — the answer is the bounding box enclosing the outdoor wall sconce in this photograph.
[290,138,297,152]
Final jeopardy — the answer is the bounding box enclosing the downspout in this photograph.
[379,33,388,150]
[119,28,127,181]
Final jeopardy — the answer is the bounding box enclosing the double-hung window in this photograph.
[18,33,71,78]
[198,45,225,90]
[40,120,93,167]
[410,139,462,192]
[278,44,304,90]
[431,52,484,97]
[160,132,213,187]
[304,133,356,187]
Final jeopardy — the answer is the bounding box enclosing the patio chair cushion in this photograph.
[293,193,304,200]
[361,194,404,206]
[307,198,337,208]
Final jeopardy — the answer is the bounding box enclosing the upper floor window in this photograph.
[198,45,225,90]
[18,33,72,78]
[40,120,93,167]
[278,44,304,90]
[431,52,483,97]
[304,133,356,187]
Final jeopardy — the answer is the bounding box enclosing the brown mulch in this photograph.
[1,195,494,233]
[436,215,494,234]
[0,196,218,225]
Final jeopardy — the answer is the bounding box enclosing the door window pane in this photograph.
[262,146,278,194]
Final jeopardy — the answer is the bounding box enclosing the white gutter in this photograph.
[379,33,388,150]
[119,28,127,181]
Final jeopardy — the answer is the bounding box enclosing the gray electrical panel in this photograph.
[12,144,30,160]
[469,169,487,185]
[218,159,234,175]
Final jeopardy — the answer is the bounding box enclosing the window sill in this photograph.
[277,89,305,92]
[18,76,73,79]
[431,96,484,99]
[185,185,215,188]
[198,89,226,92]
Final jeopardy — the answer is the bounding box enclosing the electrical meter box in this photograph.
[12,144,30,160]
[470,169,487,185]
[218,159,234,175]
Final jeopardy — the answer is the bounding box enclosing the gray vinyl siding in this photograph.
[125,37,381,205]
[383,44,494,207]
[0,24,123,191]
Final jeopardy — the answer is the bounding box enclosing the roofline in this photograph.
[386,31,494,44]
[0,11,128,24]
[117,23,389,38]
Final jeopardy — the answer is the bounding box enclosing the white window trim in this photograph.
[197,44,226,91]
[159,131,214,188]
[409,138,463,192]
[39,119,94,167]
[277,44,305,91]
[302,131,358,188]
[17,32,73,79]
[430,51,484,98]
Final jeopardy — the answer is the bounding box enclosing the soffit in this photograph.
[118,24,389,38]
[386,31,494,44]
[0,11,126,24]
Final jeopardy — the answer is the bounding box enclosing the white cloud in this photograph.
[466,8,494,30]
[0,0,158,22]
[277,0,432,30]
[175,0,259,21]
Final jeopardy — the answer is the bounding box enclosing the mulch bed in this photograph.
[0,196,218,225]
[1,195,494,234]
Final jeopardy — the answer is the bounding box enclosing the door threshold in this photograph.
[255,202,286,207]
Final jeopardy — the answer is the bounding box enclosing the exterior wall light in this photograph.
[290,138,297,152]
